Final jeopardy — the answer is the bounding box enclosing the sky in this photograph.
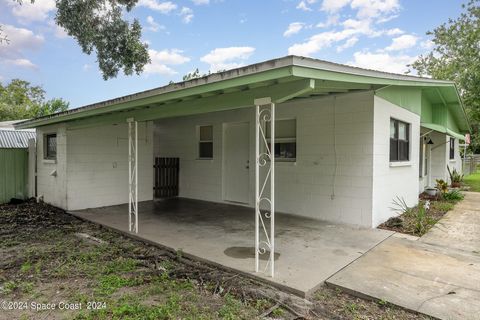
[0,0,466,108]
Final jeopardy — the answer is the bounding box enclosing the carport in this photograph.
[70,198,393,297]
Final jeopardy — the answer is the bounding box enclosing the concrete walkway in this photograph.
[327,192,480,320]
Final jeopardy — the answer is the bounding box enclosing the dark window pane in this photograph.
[390,138,398,161]
[199,142,213,158]
[274,142,296,159]
[399,140,409,161]
[46,134,57,159]
[449,138,455,159]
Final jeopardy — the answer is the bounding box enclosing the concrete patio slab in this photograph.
[327,192,480,320]
[69,198,393,297]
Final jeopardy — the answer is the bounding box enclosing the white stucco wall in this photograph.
[155,91,375,226]
[372,96,420,227]
[36,122,154,210]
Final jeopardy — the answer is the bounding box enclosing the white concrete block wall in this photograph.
[372,96,420,227]
[155,91,375,227]
[430,131,448,183]
[66,122,154,210]
[448,136,463,180]
[36,124,68,208]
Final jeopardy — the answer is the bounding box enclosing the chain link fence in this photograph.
[463,154,480,176]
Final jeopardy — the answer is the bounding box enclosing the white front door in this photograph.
[224,122,250,204]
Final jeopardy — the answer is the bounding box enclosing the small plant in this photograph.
[389,196,413,215]
[443,190,464,201]
[447,166,464,187]
[435,179,449,194]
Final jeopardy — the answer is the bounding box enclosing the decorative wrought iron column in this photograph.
[127,118,138,233]
[254,97,275,278]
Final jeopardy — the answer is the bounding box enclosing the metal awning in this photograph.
[421,122,465,140]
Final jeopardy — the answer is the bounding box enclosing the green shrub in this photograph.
[447,166,464,186]
[443,190,464,201]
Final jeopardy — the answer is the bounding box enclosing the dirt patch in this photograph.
[0,200,431,319]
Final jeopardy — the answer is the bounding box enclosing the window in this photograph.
[449,138,455,160]
[198,125,213,159]
[390,119,410,162]
[266,119,296,161]
[44,133,57,160]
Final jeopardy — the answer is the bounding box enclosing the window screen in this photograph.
[449,138,455,159]
[266,119,296,161]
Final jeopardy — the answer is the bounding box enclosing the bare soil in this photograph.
[0,200,431,319]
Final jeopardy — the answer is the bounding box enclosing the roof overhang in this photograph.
[15,55,465,130]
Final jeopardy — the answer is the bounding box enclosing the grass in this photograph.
[464,170,480,192]
[0,200,431,319]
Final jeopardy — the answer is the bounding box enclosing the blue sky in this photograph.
[0,0,465,108]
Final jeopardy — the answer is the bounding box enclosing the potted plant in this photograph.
[447,166,464,188]
[425,187,438,197]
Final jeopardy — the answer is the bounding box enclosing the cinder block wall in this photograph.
[66,122,154,210]
[372,96,420,227]
[36,122,154,210]
[155,91,376,227]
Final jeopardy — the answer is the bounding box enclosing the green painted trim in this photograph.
[421,122,447,133]
[292,66,454,87]
[375,87,422,115]
[67,78,315,129]
[447,129,465,141]
[17,67,296,129]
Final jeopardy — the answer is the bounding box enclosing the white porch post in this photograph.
[127,118,138,233]
[254,97,275,278]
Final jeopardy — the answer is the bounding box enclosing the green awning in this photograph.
[447,129,465,141]
[421,122,446,133]
[421,122,465,140]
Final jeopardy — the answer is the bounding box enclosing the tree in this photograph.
[3,0,150,80]
[0,79,69,121]
[411,0,480,152]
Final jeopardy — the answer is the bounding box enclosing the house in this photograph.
[14,56,469,279]
[0,121,36,203]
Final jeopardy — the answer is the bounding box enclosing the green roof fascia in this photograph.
[66,78,316,130]
[16,67,296,129]
[291,66,455,87]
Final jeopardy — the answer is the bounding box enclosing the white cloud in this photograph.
[284,22,304,37]
[144,49,190,75]
[320,0,350,12]
[337,37,358,52]
[0,24,44,59]
[4,58,36,69]
[145,16,166,32]
[296,1,313,11]
[8,0,56,22]
[348,51,416,74]
[385,28,404,36]
[316,14,339,28]
[385,34,418,51]
[288,28,358,56]
[191,0,209,5]
[350,0,400,20]
[200,46,255,71]
[421,39,434,50]
[138,0,177,13]
[180,7,194,23]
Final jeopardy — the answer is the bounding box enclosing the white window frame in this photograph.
[44,133,57,160]
[197,125,213,160]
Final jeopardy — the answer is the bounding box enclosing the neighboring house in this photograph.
[15,56,469,228]
[0,121,36,203]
